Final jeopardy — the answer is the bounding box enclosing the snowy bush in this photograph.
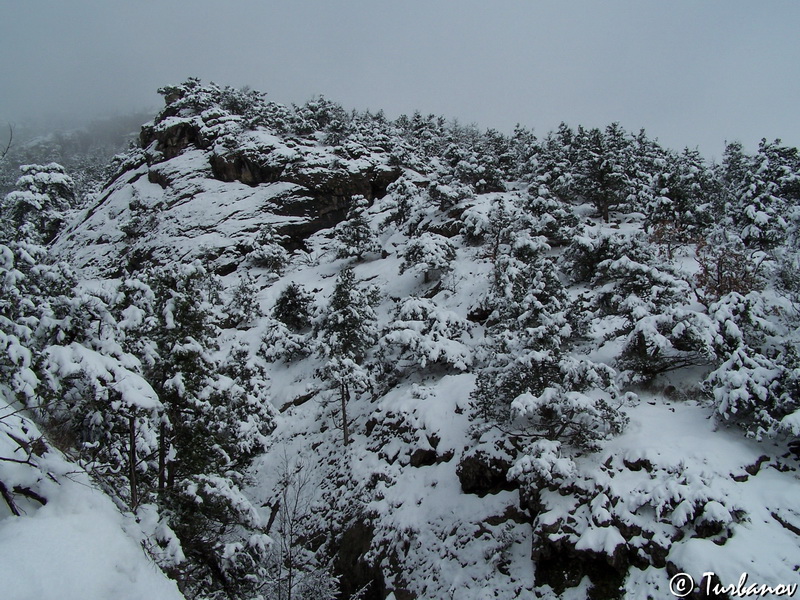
[399,232,456,283]
[381,297,472,373]
[564,230,654,284]
[522,186,579,245]
[508,358,628,450]
[472,345,628,451]
[224,272,262,328]
[518,453,744,598]
[617,308,717,382]
[247,225,290,274]
[704,347,798,439]
[261,317,311,362]
[273,282,314,332]
[380,177,428,234]
[591,254,689,326]
[1,163,75,244]
[698,290,798,439]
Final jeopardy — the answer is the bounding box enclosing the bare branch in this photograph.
[12,485,47,506]
[0,123,12,161]
[0,480,21,516]
[0,455,36,466]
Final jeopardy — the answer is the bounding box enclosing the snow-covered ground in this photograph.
[0,397,183,600]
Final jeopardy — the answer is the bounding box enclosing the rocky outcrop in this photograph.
[55,106,401,274]
[533,539,627,600]
[209,151,285,185]
[456,444,517,496]
[140,118,206,160]
[333,523,387,600]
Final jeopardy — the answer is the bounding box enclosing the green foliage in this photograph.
[1,163,75,244]
[720,139,800,251]
[225,273,262,328]
[334,196,379,260]
[617,308,717,383]
[399,232,456,283]
[318,267,379,362]
[380,297,472,373]
[248,226,290,275]
[273,282,313,332]
[112,261,277,597]
[644,147,715,235]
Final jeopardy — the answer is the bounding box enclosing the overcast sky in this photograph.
[2,1,799,157]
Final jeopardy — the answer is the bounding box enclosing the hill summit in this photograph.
[3,78,800,600]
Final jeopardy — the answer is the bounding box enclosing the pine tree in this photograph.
[123,261,275,596]
[645,147,714,238]
[273,282,313,332]
[261,283,314,363]
[0,163,75,244]
[317,267,379,445]
[570,124,634,222]
[735,140,794,251]
[334,195,379,260]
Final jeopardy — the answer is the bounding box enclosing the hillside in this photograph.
[2,79,800,600]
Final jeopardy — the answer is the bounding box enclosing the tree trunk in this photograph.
[158,422,167,495]
[129,413,138,509]
[601,200,610,223]
[340,382,350,446]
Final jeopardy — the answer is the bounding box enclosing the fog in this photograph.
[2,1,799,155]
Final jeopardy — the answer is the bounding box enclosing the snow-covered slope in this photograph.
[53,102,400,276]
[0,397,183,600]
[32,80,800,599]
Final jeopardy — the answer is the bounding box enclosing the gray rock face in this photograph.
[54,109,400,275]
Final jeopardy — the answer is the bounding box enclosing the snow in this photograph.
[597,398,800,594]
[16,81,800,599]
[0,398,182,600]
[44,343,161,410]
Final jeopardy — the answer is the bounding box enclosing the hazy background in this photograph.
[2,1,799,157]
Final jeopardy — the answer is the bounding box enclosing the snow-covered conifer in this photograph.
[334,195,379,260]
[317,267,379,445]
[225,272,262,328]
[248,225,290,274]
[273,282,314,332]
[381,297,472,373]
[0,163,75,244]
[400,232,456,283]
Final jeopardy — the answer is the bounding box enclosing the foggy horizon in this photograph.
[2,1,799,157]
